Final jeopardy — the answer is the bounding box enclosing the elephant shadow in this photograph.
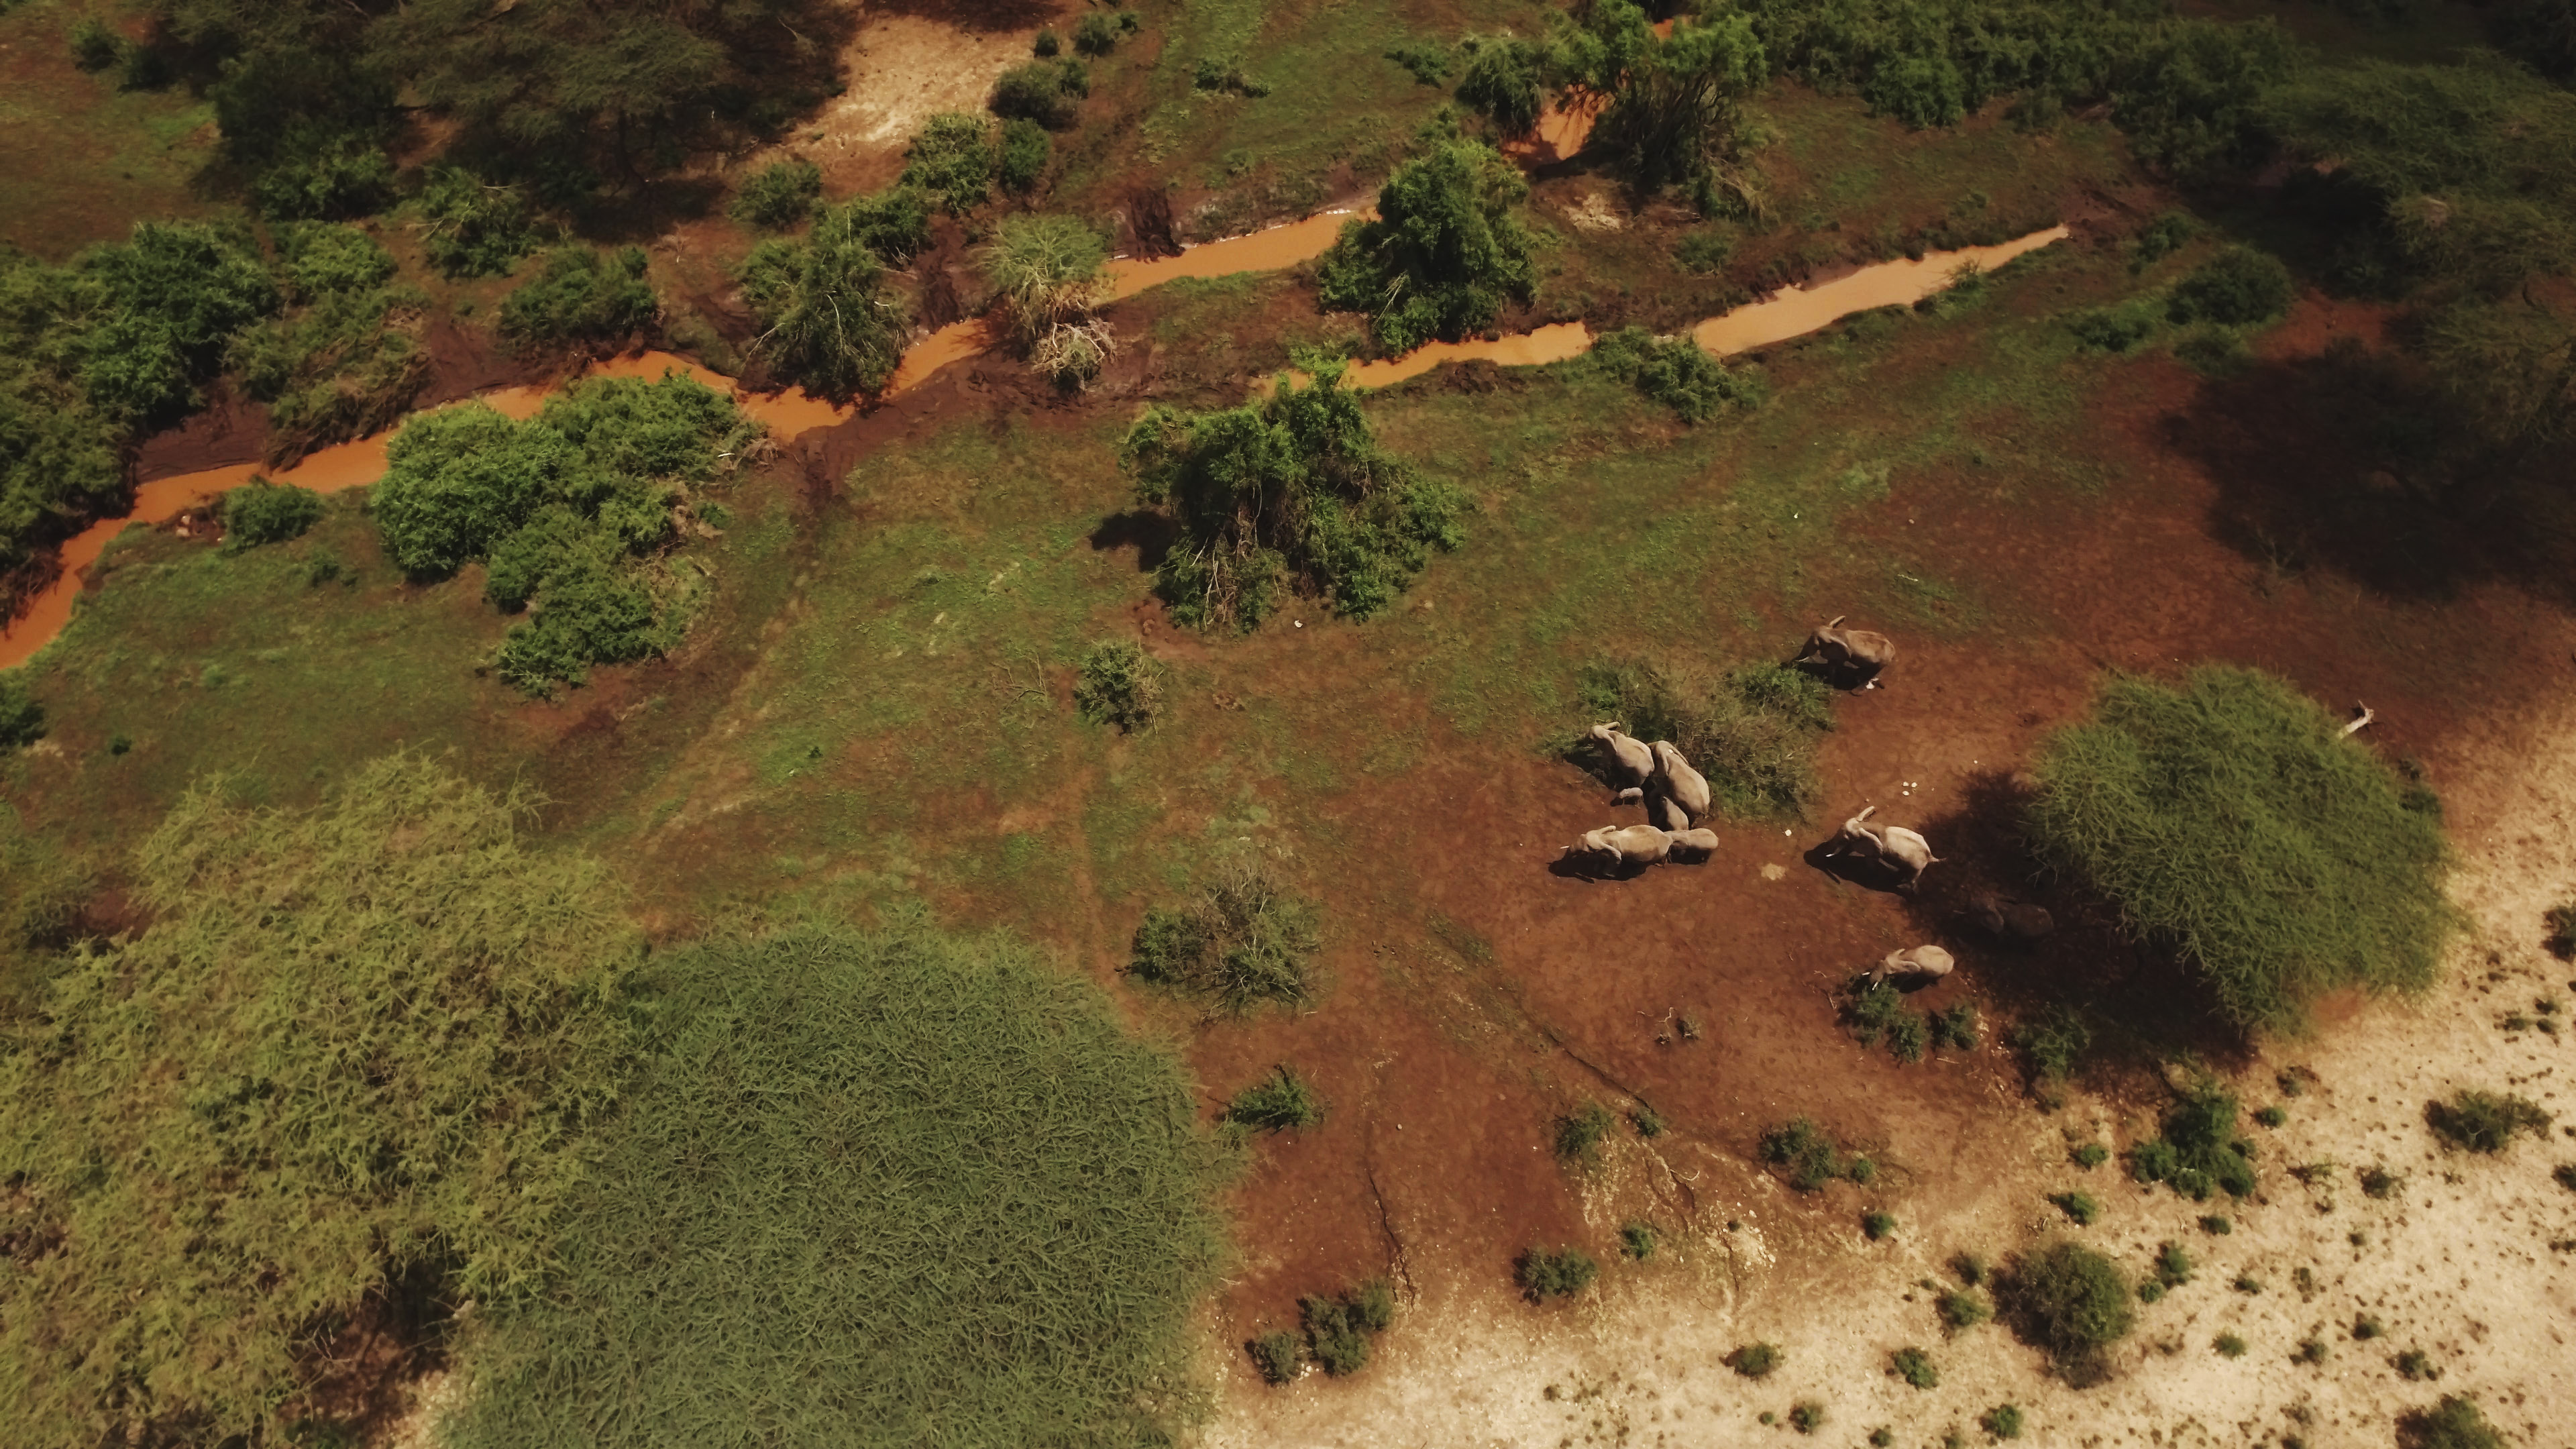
[1802,838,1915,894]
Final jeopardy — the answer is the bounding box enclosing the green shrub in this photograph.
[2201,1214,2233,1234]
[900,113,996,215]
[1620,1221,1658,1260]
[1939,1287,1993,1332]
[998,117,1050,194]
[1387,38,1452,84]
[1982,1404,2025,1440]
[2214,1332,2248,1357]
[249,133,397,222]
[1454,36,1550,138]
[2548,900,2576,958]
[499,246,657,348]
[228,231,429,461]
[1074,11,1125,56]
[2253,1104,2287,1128]
[2396,1348,2440,1381]
[1075,639,1165,732]
[1574,658,1831,818]
[1554,1101,1617,1173]
[0,675,44,751]
[1847,1155,1878,1185]
[442,915,1225,1449]
[2361,1165,2403,1198]
[1864,1210,1898,1240]
[840,187,934,264]
[418,167,541,278]
[2066,302,2158,352]
[1929,1002,1980,1051]
[1952,1252,1988,1286]
[0,757,635,1448]
[2131,211,2196,269]
[1789,1401,1826,1434]
[1586,13,1768,209]
[991,58,1088,130]
[1122,368,1464,630]
[729,158,822,231]
[2397,1394,2506,1449]
[2167,246,2295,326]
[1847,981,1930,1061]
[2154,1240,2195,1286]
[1890,1346,1940,1389]
[1191,55,1269,97]
[1516,1246,1599,1302]
[2003,1241,2136,1385]
[1318,141,1537,352]
[2026,667,2458,1034]
[1632,1102,1667,1138]
[2050,1191,2100,1226]
[983,214,1110,381]
[2130,1077,2258,1201]
[218,479,325,551]
[2426,1089,2553,1152]
[1587,326,1762,423]
[1302,1291,1379,1376]
[1126,863,1322,1013]
[1249,1330,1303,1384]
[2009,1004,2092,1083]
[1032,26,1061,57]
[2074,1142,2110,1169]
[1725,1342,1783,1378]
[738,203,911,399]
[69,17,124,72]
[2555,1163,2576,1191]
[2355,1313,2385,1339]
[1760,1116,1860,1191]
[1675,227,1735,274]
[1226,1065,1325,1133]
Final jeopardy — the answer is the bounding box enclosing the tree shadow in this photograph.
[866,0,1065,32]
[2161,338,2576,611]
[1088,511,1178,570]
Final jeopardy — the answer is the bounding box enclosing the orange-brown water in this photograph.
[1692,226,2070,355]
[1339,323,1596,388]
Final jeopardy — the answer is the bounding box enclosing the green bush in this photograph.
[250,133,396,221]
[1074,11,1125,56]
[1126,864,1322,1013]
[0,675,44,750]
[1864,1210,1898,1240]
[1587,13,1769,209]
[1952,1252,1988,1285]
[1890,1346,1940,1389]
[1726,1342,1783,1377]
[1574,658,1831,818]
[2051,1191,2101,1226]
[418,167,541,278]
[498,246,658,348]
[1454,36,1550,138]
[2026,667,2458,1034]
[2549,901,2576,957]
[2426,1089,2553,1152]
[983,214,1110,380]
[2009,1005,2092,1083]
[2130,1077,2258,1201]
[1249,1329,1303,1384]
[2153,1240,2195,1286]
[1554,1101,1617,1173]
[227,227,429,460]
[1318,140,1537,352]
[1588,326,1763,423]
[1631,1102,1667,1138]
[0,757,635,1449]
[1621,1221,1658,1260]
[2003,1241,2137,1385]
[2072,1140,2109,1168]
[1226,1065,1325,1133]
[70,17,125,72]
[1387,38,1452,85]
[1675,227,1735,274]
[1847,981,1931,1061]
[737,203,912,399]
[839,187,934,264]
[998,117,1050,194]
[442,915,1226,1449]
[24,221,281,429]
[1982,1404,2025,1440]
[2214,1332,2248,1357]
[2398,1395,2507,1449]
[991,58,1089,130]
[1032,26,1061,57]
[2066,302,2159,352]
[1515,1246,1599,1302]
[900,113,996,215]
[2555,1163,2576,1191]
[2201,1214,2233,1234]
[218,479,325,551]
[1301,1293,1371,1376]
[1075,639,1165,731]
[1930,1002,1980,1051]
[1759,1116,1864,1191]
[1938,1287,1993,1332]
[730,158,823,231]
[2131,211,2196,269]
[1122,368,1463,630]
[1789,1401,1826,1434]
[2356,1313,2385,1339]
[2167,246,2295,326]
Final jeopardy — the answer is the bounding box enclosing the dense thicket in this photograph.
[1121,368,1466,628]
[0,757,637,1448]
[228,223,432,462]
[2027,667,2456,1033]
[442,918,1225,1449]
[368,374,758,691]
[1316,140,1537,352]
[738,197,914,398]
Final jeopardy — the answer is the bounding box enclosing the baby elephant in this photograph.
[1831,805,1940,892]
[1968,892,2055,941]
[1864,945,1955,989]
[1589,722,1656,790]
[1794,615,1898,688]
[1667,826,1719,861]
[1564,824,1672,873]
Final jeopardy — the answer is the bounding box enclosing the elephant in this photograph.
[1668,827,1720,861]
[1793,615,1897,688]
[1589,722,1656,789]
[1865,945,1956,989]
[1968,892,2055,941]
[1652,794,1692,833]
[1830,805,1940,891]
[1650,740,1712,821]
[1565,824,1672,871]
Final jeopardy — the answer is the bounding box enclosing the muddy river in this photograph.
[0,221,2065,668]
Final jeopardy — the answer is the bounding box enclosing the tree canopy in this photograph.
[1316,140,1538,352]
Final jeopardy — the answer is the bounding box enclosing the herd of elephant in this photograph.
[1559,618,2055,991]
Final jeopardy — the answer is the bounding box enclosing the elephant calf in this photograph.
[1564,824,1672,871]
[1794,615,1897,688]
[1831,805,1939,891]
[1865,945,1955,989]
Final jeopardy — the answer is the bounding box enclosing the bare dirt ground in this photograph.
[789,0,1075,197]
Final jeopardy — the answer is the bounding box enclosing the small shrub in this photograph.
[2131,1078,2258,1201]
[1126,864,1321,1013]
[2426,1090,2552,1153]
[1073,11,1124,56]
[1249,1330,1302,1384]
[1930,1002,1980,1051]
[1870,1432,1894,1448]
[1675,228,1735,274]
[2233,1274,2263,1294]
[1937,1288,1992,1332]
[1890,1346,1940,1389]
[1847,1156,1878,1185]
[1632,1104,1667,1138]
[1587,326,1761,423]
[2360,1165,2404,1199]
[1951,1252,1988,1286]
[900,113,996,216]
[2396,1395,2505,1449]
[1554,1102,1616,1174]
[1350,1278,1395,1333]
[418,168,540,280]
[1982,1404,2025,1440]
[1032,27,1061,57]
[2066,302,2159,352]
[1758,1118,1849,1191]
[2074,1142,2110,1169]
[2004,1241,2136,1384]
[1301,1294,1369,1376]
[70,17,125,72]
[998,118,1050,194]
[2553,1163,2576,1192]
[1847,981,1930,1062]
[1725,1342,1782,1379]
[107,734,131,755]
[2215,1333,2247,1358]
[2131,212,2196,269]
[2396,1348,2439,1381]
[498,246,657,349]
[1386,39,1451,84]
[991,58,1089,130]
[2136,1279,2165,1303]
[2010,1006,2093,1084]
[1864,1210,1898,1240]
[2153,1241,2195,1286]
[1620,1221,1658,1260]
[2296,1336,2328,1364]
[2050,1191,2100,1226]
[1789,1401,1826,1434]
[2167,246,2295,326]
[0,676,44,751]
[2546,901,2576,959]
[2254,1105,2287,1128]
[1225,1066,1324,1134]
[1191,56,1269,97]
[2355,1313,2385,1340]
[2201,1215,2233,1234]
[219,480,325,552]
[1515,1246,1599,1303]
[1075,640,1164,732]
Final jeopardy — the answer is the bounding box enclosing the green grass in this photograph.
[1225,1064,1326,1134]
[443,917,1226,1449]
[2027,666,2460,1034]
[1574,657,1833,818]
[2426,1089,2553,1153]
[0,0,229,259]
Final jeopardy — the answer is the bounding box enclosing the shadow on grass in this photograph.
[1089,510,1179,570]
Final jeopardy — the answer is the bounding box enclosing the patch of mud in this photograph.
[794,4,1075,197]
